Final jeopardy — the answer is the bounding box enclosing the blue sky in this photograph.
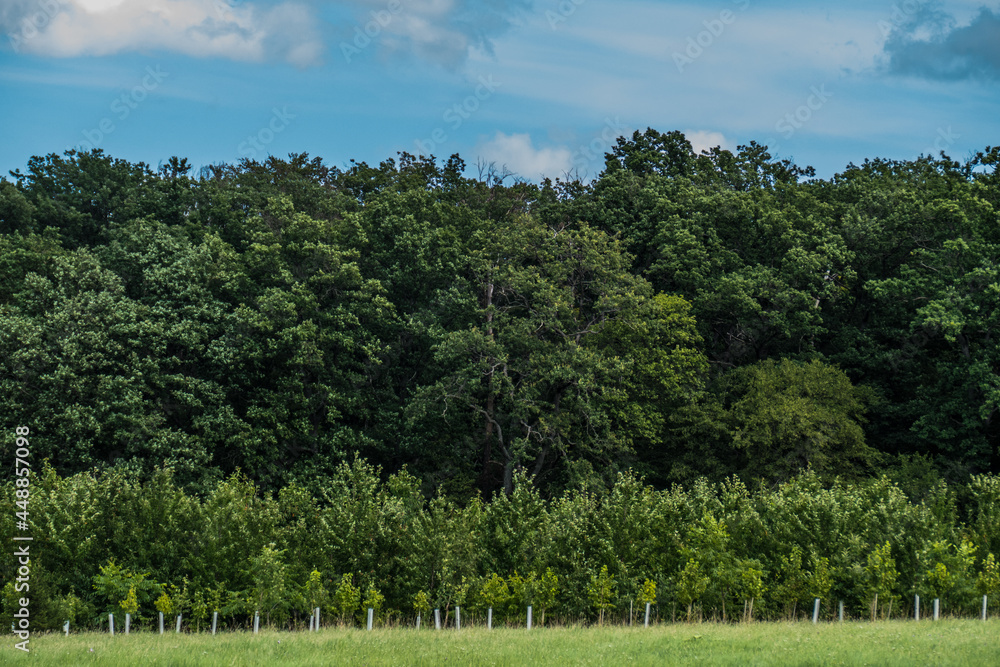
[1,0,998,181]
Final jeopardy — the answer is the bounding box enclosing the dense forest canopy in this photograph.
[2,130,999,500]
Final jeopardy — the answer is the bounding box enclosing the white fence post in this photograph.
[487,607,493,630]
[109,613,114,636]
[434,608,441,630]
[416,613,421,630]
[367,607,374,630]
[315,607,320,631]
[176,614,182,633]
[983,595,988,621]
[254,611,260,634]
[125,613,130,634]
[933,598,939,621]
[527,605,532,630]
[812,598,820,624]
[838,601,844,622]
[645,602,651,627]
[914,595,920,621]
[159,611,164,634]
[455,605,460,630]
[212,611,218,635]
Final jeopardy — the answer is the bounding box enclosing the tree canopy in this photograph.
[1,136,998,498]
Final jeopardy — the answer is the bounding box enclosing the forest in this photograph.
[1,130,999,628]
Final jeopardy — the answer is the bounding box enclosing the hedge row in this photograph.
[3,458,999,629]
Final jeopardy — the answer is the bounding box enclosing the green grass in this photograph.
[7,620,999,665]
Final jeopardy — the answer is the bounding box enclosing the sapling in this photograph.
[587,565,617,626]
[332,574,360,626]
[361,583,384,626]
[412,590,430,628]
[865,542,898,621]
[676,559,709,623]
[977,553,999,614]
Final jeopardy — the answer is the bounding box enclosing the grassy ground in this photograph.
[6,620,998,665]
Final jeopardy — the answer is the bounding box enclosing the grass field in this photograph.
[7,620,998,665]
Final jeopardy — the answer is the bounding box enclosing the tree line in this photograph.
[2,460,998,629]
[1,132,998,498]
[1,131,999,627]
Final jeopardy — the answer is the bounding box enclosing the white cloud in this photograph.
[344,0,530,68]
[4,0,529,68]
[76,0,127,12]
[684,130,733,155]
[475,131,573,180]
[4,0,324,67]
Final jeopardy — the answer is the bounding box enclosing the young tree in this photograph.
[588,565,617,625]
[865,542,898,620]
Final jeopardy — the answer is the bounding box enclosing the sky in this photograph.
[0,0,998,182]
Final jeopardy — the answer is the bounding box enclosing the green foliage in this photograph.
[154,591,174,617]
[507,571,536,610]
[807,556,834,604]
[412,590,430,620]
[91,561,160,624]
[54,593,88,628]
[675,559,709,621]
[865,543,899,620]
[587,565,617,625]
[301,570,328,615]
[1,463,1000,626]
[638,579,657,606]
[772,547,808,619]
[977,554,999,602]
[736,563,765,621]
[724,359,878,483]
[478,574,510,617]
[536,568,559,625]
[361,583,385,623]
[917,539,978,612]
[3,144,999,498]
[332,574,360,626]
[3,141,1000,626]
[190,589,209,631]
[120,586,139,616]
[968,476,1000,557]
[251,544,289,624]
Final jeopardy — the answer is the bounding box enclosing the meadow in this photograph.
[6,620,998,666]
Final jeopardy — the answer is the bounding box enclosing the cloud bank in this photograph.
[884,5,1000,80]
[476,131,573,180]
[345,0,531,68]
[3,0,323,66]
[3,0,531,68]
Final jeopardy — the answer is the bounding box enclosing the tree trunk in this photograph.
[481,280,496,486]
